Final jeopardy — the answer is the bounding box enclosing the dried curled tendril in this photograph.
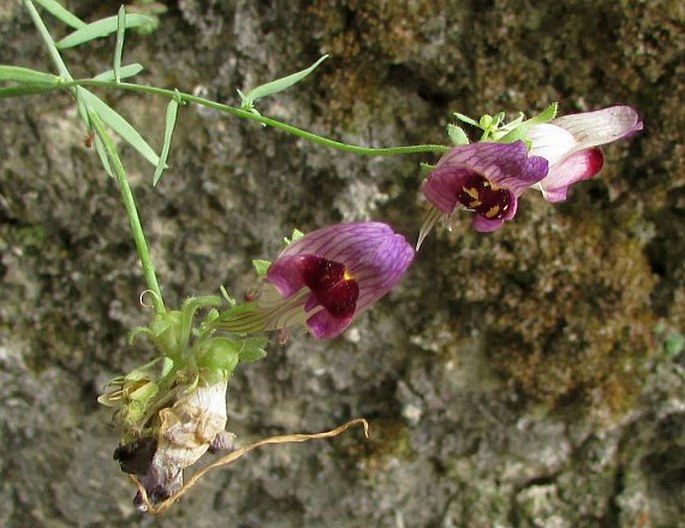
[131,418,370,514]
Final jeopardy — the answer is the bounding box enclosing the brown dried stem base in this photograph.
[130,418,370,514]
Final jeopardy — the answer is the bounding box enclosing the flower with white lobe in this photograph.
[527,105,643,202]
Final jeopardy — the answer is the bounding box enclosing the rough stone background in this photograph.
[1,0,684,526]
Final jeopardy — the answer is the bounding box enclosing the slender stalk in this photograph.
[63,79,451,156]
[90,112,165,313]
[26,0,165,312]
[23,0,73,81]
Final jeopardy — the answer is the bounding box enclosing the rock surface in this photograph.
[1,1,683,526]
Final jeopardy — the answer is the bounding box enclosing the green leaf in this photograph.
[113,6,127,83]
[79,88,160,166]
[33,0,87,29]
[198,338,241,372]
[447,124,469,145]
[665,332,685,358]
[93,63,144,81]
[252,259,271,277]
[238,336,268,362]
[92,130,115,178]
[283,228,304,245]
[530,102,558,124]
[240,55,329,109]
[498,103,559,144]
[419,162,435,177]
[453,112,480,128]
[220,285,236,306]
[0,84,59,98]
[56,14,157,50]
[153,97,179,186]
[0,65,60,85]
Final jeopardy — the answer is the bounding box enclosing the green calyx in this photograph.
[449,103,558,145]
[99,292,268,438]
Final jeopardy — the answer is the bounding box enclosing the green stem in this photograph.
[23,0,73,81]
[26,0,165,312]
[63,79,451,156]
[90,112,165,313]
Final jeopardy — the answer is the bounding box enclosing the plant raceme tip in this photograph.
[528,105,644,202]
[419,105,643,243]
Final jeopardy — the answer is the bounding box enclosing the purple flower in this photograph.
[527,105,643,202]
[420,141,548,240]
[225,222,415,339]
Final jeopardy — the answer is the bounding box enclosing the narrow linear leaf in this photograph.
[0,65,60,84]
[75,87,91,127]
[241,54,329,107]
[56,14,157,50]
[152,97,179,186]
[453,112,480,128]
[93,63,144,81]
[113,6,126,83]
[0,84,60,98]
[79,89,160,166]
[93,133,115,178]
[34,0,87,29]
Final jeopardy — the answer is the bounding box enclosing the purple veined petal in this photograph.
[550,105,644,152]
[422,165,477,213]
[435,141,549,196]
[536,147,604,202]
[352,232,415,312]
[266,255,309,298]
[253,222,415,339]
[421,141,548,234]
[306,309,355,338]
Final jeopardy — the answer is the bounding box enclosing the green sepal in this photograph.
[498,103,558,144]
[284,228,304,245]
[238,336,269,362]
[453,112,480,128]
[447,123,469,145]
[197,337,241,373]
[419,162,435,177]
[220,285,237,306]
[252,259,271,277]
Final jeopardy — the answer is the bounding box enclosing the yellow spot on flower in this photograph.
[485,205,501,218]
[464,187,480,200]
